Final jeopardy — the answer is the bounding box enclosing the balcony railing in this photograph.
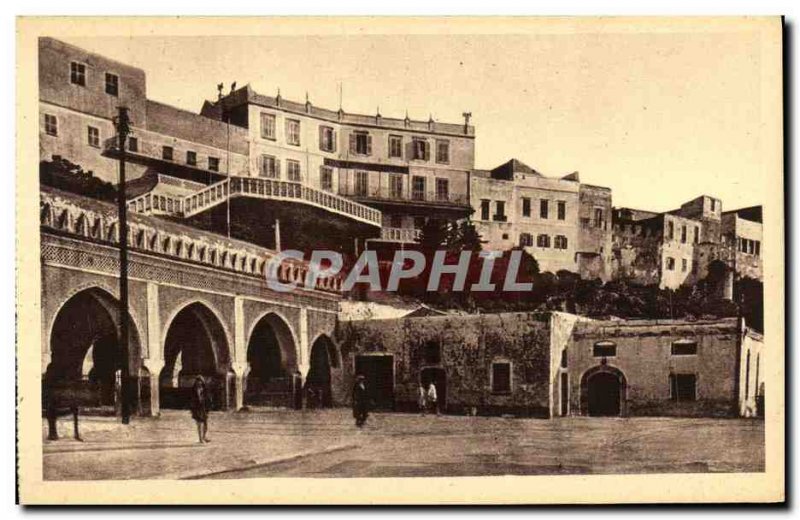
[340,186,470,208]
[377,226,422,243]
[126,175,382,228]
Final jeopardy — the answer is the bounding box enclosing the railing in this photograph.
[340,186,470,207]
[377,226,421,243]
[230,177,382,227]
[183,179,231,218]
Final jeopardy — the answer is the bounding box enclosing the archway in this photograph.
[581,365,626,417]
[420,367,447,414]
[245,313,297,407]
[47,288,142,409]
[306,335,336,408]
[159,302,231,410]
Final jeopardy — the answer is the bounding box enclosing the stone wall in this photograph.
[337,312,553,417]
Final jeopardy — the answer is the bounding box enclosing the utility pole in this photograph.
[114,107,132,424]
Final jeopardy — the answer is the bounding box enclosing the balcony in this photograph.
[375,226,422,243]
[340,185,472,216]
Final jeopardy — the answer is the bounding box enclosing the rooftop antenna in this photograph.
[230,81,237,93]
[338,82,343,111]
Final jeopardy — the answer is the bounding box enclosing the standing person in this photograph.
[418,383,427,416]
[190,376,212,444]
[352,375,369,428]
[426,381,439,416]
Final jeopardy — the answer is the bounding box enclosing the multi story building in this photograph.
[470,159,613,279]
[721,206,763,281]
[38,37,474,255]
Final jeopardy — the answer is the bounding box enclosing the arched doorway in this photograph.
[581,365,626,417]
[306,335,336,408]
[245,313,297,407]
[420,367,447,414]
[47,287,141,412]
[159,302,230,410]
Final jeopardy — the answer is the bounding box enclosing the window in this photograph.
[519,233,533,247]
[208,157,220,172]
[414,216,426,229]
[44,114,58,136]
[710,199,716,211]
[87,126,100,148]
[351,132,372,156]
[666,257,675,270]
[259,154,279,178]
[681,225,687,243]
[754,241,761,257]
[670,374,697,401]
[522,197,531,217]
[388,135,403,158]
[285,119,301,146]
[389,174,403,199]
[186,150,197,166]
[320,166,333,192]
[128,136,138,152]
[560,350,568,368]
[319,126,335,152]
[105,73,119,96]
[162,146,174,161]
[593,341,616,357]
[286,159,301,181]
[594,208,604,228]
[694,226,700,244]
[355,171,369,196]
[667,221,674,240]
[537,234,551,248]
[70,61,86,86]
[422,341,441,364]
[389,214,403,228]
[491,361,512,394]
[540,199,549,219]
[260,113,276,140]
[493,201,506,221]
[412,138,429,161]
[412,176,426,201]
[435,178,449,201]
[435,140,450,164]
[480,199,490,220]
[681,258,688,272]
[554,235,568,250]
[557,201,566,220]
[671,340,698,356]
[580,217,590,229]
[745,351,751,399]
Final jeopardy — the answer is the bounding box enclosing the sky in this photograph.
[66,28,772,212]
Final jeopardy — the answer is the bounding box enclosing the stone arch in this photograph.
[159,300,232,410]
[580,364,628,417]
[305,334,338,408]
[244,311,299,407]
[46,286,144,408]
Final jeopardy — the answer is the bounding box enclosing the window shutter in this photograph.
[319,126,324,150]
[424,141,430,161]
[366,134,373,156]
[332,130,337,153]
[349,133,356,154]
[275,159,281,179]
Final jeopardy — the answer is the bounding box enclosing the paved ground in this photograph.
[43,408,765,480]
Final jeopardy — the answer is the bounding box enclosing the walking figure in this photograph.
[418,383,427,415]
[190,376,212,444]
[352,374,369,427]
[426,381,439,415]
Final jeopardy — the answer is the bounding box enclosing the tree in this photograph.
[40,158,117,202]
[447,220,484,253]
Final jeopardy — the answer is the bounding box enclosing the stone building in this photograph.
[721,206,763,281]
[337,311,761,418]
[611,195,725,289]
[470,159,613,278]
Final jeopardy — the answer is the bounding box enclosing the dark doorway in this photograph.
[420,367,447,414]
[587,371,622,416]
[355,355,394,410]
[245,313,297,407]
[306,336,334,408]
[560,373,569,416]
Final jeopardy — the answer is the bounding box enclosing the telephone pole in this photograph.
[114,106,132,424]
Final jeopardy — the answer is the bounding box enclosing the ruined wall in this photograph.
[577,184,613,281]
[337,312,553,416]
[611,214,664,285]
[739,328,764,417]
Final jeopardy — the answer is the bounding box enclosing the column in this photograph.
[297,307,310,378]
[230,362,248,411]
[141,283,164,417]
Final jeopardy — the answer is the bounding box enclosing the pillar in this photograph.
[81,345,94,378]
[230,362,248,411]
[142,361,163,417]
[141,282,164,417]
[297,307,310,378]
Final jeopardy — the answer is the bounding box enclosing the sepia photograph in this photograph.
[15,16,784,504]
